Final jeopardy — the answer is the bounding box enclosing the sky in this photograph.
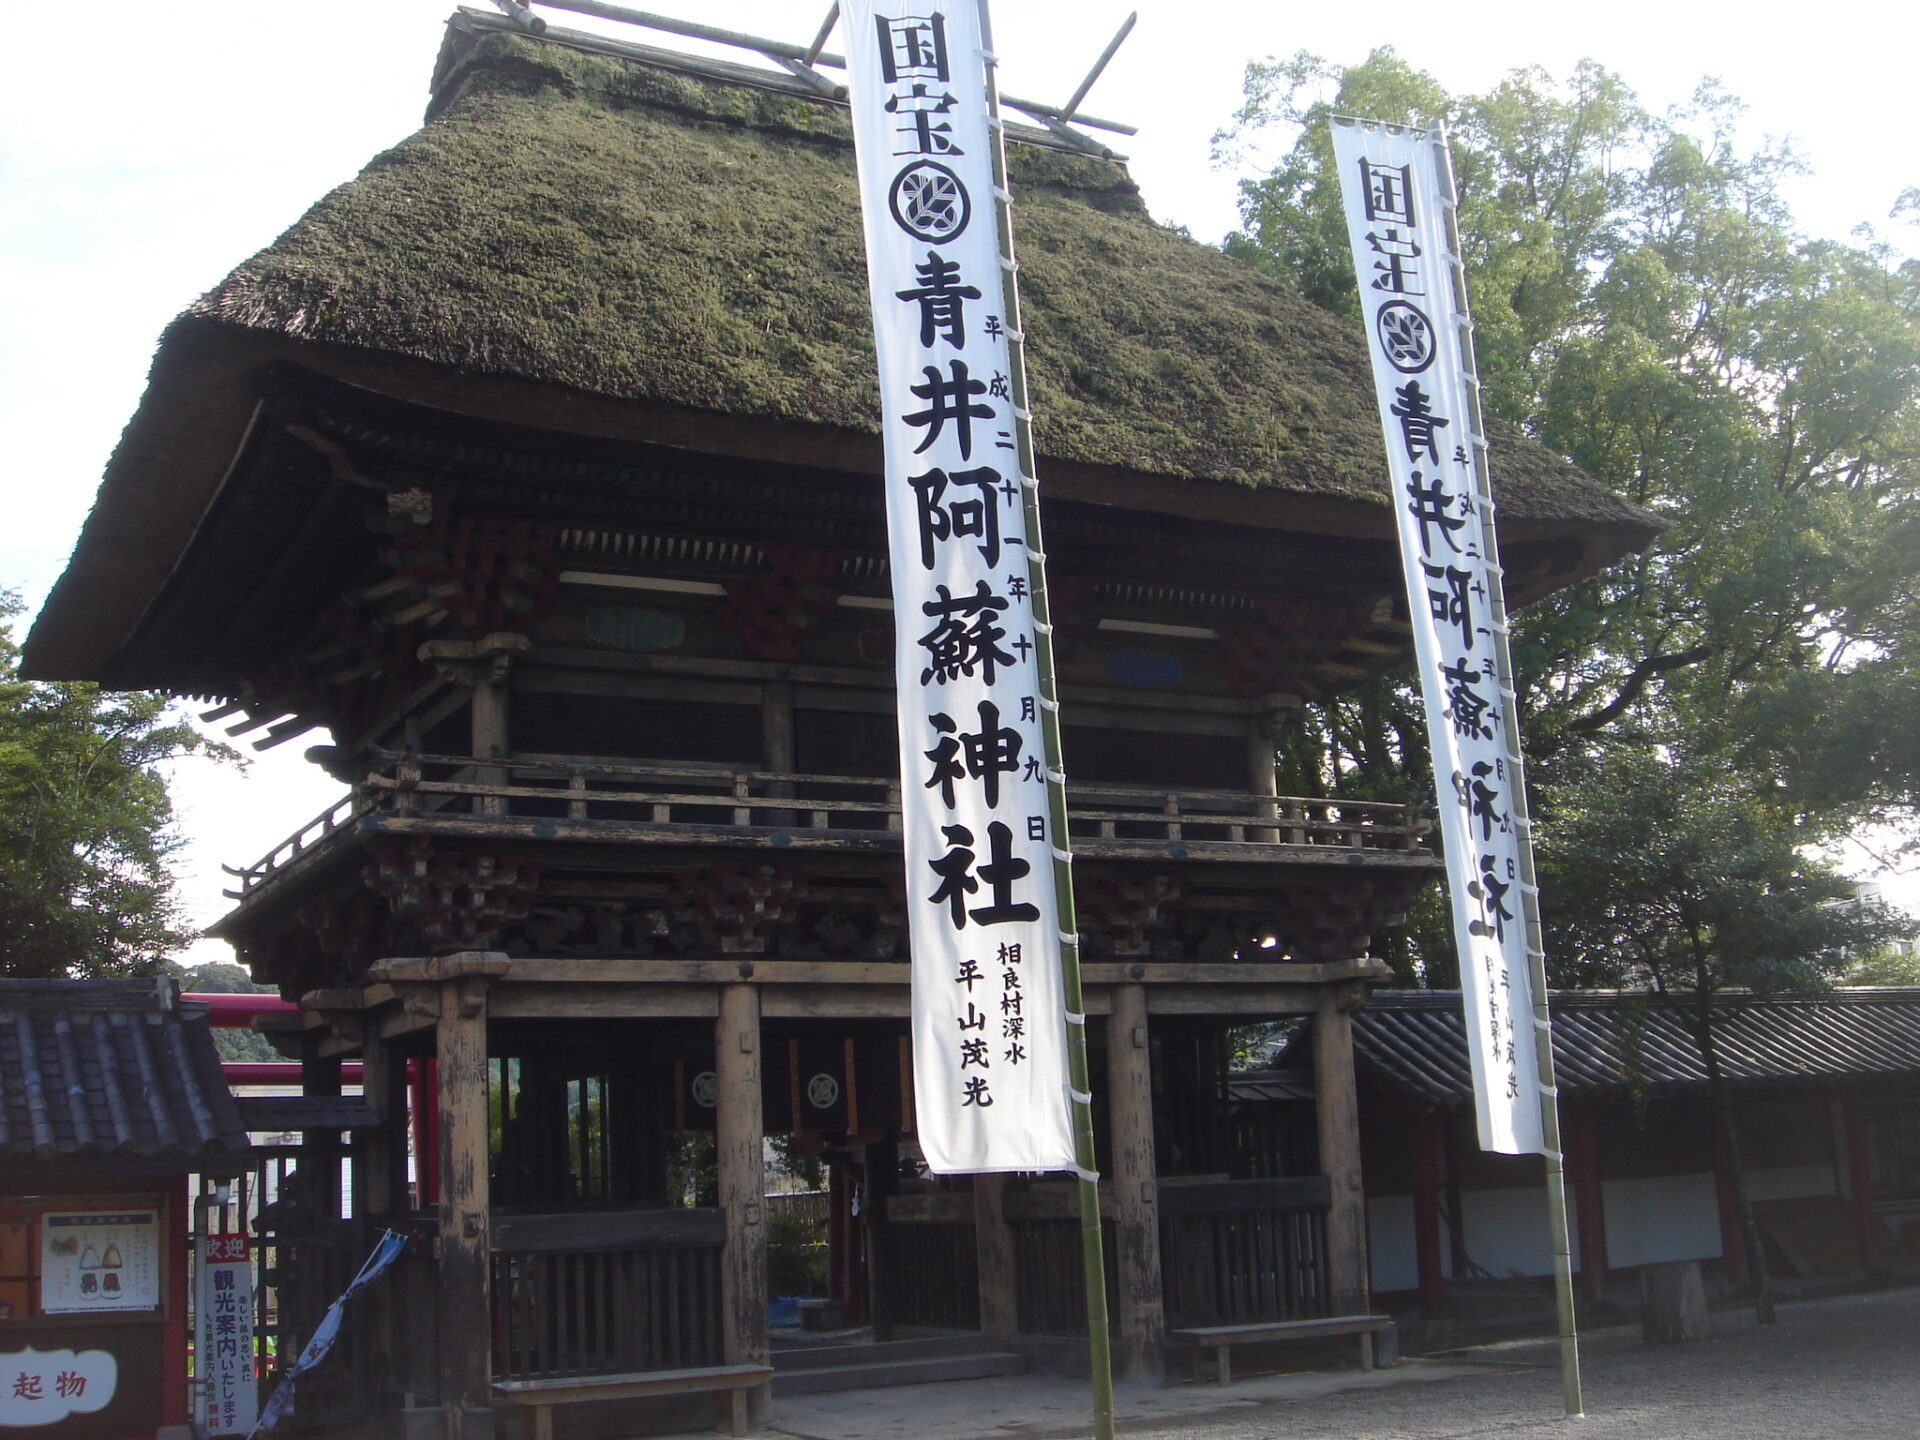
[3,0,1916,964]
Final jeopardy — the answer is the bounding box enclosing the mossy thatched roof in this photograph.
[27,21,1657,682]
[189,27,1635,522]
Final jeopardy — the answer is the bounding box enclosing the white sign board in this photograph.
[196,1233,257,1437]
[0,1348,117,1427]
[1331,118,1545,1154]
[39,1211,161,1314]
[844,0,1074,1174]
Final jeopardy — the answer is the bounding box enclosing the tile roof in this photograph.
[1324,988,1920,1107]
[0,978,252,1174]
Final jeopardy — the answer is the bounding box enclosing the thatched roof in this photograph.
[26,18,1657,681]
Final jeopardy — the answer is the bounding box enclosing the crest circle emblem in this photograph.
[1375,300,1437,374]
[805,1073,841,1110]
[690,1070,720,1109]
[889,161,971,243]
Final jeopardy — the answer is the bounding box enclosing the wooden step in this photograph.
[770,1332,996,1372]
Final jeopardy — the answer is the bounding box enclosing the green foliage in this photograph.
[1219,52,1920,989]
[0,594,231,978]
[766,1206,828,1298]
[168,960,283,1063]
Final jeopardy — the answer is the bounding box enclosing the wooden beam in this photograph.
[1313,986,1369,1316]
[715,984,770,1427]
[493,957,1389,988]
[488,984,719,1019]
[1106,984,1165,1383]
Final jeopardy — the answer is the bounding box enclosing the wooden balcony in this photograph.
[223,753,1433,908]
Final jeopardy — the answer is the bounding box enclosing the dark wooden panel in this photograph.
[491,1208,724,1254]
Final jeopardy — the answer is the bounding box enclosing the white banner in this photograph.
[845,0,1074,1174]
[196,1233,258,1437]
[1331,120,1545,1155]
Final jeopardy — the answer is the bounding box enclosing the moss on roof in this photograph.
[183,27,1638,525]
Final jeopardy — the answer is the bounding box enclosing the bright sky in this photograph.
[3,1,1915,963]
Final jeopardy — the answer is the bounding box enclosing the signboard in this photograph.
[39,1212,160,1315]
[844,0,1075,1174]
[195,1234,257,1437]
[0,1347,117,1428]
[1331,118,1545,1154]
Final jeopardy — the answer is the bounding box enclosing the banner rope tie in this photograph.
[1069,1163,1101,1183]
[1068,1087,1094,1105]
[1063,1009,1086,1027]
[1052,847,1074,864]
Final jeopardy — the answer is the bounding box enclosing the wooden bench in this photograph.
[1169,1315,1395,1385]
[493,1364,774,1438]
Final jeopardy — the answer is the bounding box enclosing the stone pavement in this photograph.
[740,1285,1920,1440]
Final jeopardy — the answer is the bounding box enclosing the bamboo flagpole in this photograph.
[840,5,1115,1435]
[976,7,1117,1433]
[1330,116,1582,1416]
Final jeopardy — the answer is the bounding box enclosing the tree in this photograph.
[1216,50,1920,985]
[168,958,283,1062]
[1216,53,1920,1319]
[0,592,224,978]
[1542,745,1913,1319]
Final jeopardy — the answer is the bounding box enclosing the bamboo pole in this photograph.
[980,6,1115,1437]
[1432,123,1583,1419]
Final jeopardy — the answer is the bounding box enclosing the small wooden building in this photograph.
[1274,988,1920,1321]
[0,979,252,1440]
[23,14,1657,1438]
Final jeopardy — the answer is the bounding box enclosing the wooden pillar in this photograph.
[436,973,495,1440]
[1105,984,1165,1382]
[1842,1091,1878,1271]
[1568,1104,1609,1299]
[973,1175,1017,1347]
[1410,1115,1445,1322]
[1246,711,1280,842]
[862,1135,900,1341]
[359,1029,399,1219]
[1711,1102,1747,1285]
[715,984,770,1427]
[300,1036,344,1222]
[1313,984,1369,1316]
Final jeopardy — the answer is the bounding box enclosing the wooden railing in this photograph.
[489,1209,724,1381]
[220,792,366,900]
[1158,1178,1331,1329]
[225,753,1426,899]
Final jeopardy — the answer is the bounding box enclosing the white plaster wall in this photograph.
[1601,1173,1722,1267]
[1368,1194,1418,1293]
[1460,1186,1557,1277]
[1744,1164,1838,1202]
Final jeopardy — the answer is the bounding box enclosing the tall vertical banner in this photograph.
[197,1232,258,1438]
[844,0,1076,1174]
[1332,120,1546,1155]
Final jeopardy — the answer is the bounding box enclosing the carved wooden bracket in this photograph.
[672,863,805,954]
[363,840,544,953]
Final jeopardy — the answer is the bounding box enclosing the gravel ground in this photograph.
[1105,1287,1920,1440]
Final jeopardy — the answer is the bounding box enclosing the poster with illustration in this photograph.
[39,1213,160,1314]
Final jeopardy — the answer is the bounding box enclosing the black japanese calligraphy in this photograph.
[876,12,949,83]
[1359,159,1415,225]
[909,464,1005,569]
[918,580,1014,686]
[923,700,1022,808]
[1389,379,1449,464]
[896,251,979,348]
[904,359,994,456]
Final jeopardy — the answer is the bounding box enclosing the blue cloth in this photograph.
[249,1231,407,1436]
